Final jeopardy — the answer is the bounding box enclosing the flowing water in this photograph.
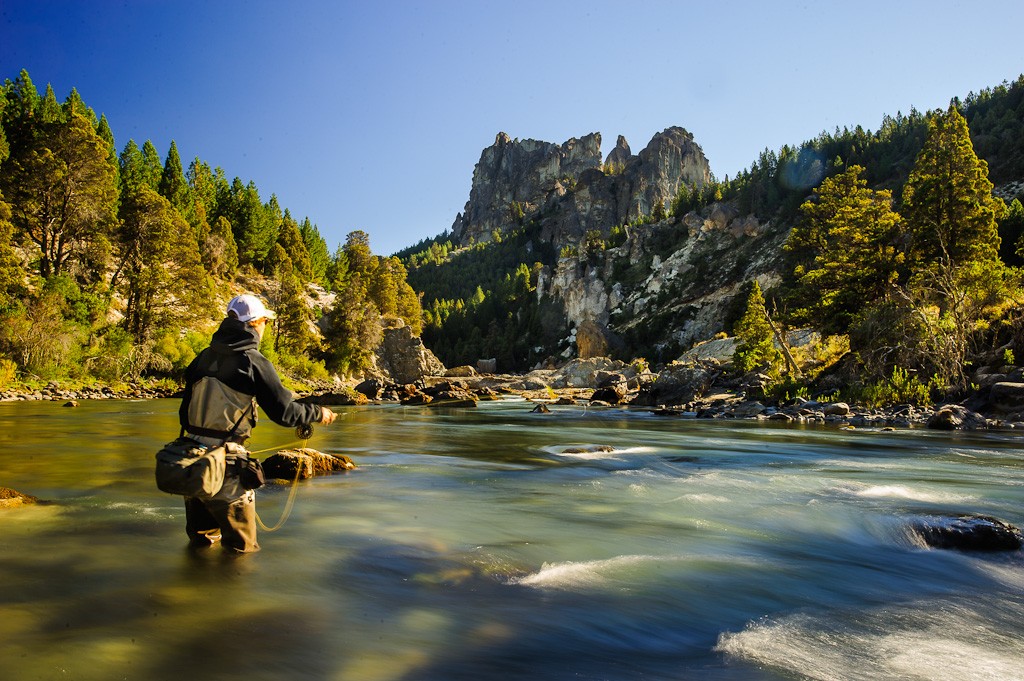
[0,398,1022,681]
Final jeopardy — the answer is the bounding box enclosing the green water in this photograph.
[0,398,1022,680]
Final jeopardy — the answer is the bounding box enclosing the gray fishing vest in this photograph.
[186,376,257,442]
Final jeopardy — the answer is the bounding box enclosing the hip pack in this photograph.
[155,437,229,500]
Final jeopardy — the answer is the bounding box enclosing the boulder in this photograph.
[823,402,851,417]
[354,379,385,400]
[911,515,1023,552]
[927,404,989,430]
[590,385,627,404]
[632,360,719,407]
[551,357,632,389]
[375,325,446,384]
[477,358,497,374]
[0,487,40,508]
[422,380,478,405]
[261,448,356,481]
[988,382,1024,413]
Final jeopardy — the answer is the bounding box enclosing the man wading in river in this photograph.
[178,294,337,553]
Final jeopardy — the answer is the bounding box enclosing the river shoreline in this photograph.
[3,373,1022,432]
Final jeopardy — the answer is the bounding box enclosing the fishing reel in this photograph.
[295,423,314,440]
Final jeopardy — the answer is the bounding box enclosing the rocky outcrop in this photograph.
[375,324,446,384]
[451,132,603,246]
[450,127,711,249]
[604,135,631,170]
[631,359,721,407]
[535,127,712,245]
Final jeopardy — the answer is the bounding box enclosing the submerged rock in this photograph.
[911,515,1023,552]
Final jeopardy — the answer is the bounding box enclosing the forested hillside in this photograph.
[401,75,1024,404]
[0,70,421,389]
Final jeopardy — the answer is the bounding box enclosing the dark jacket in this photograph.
[179,318,323,441]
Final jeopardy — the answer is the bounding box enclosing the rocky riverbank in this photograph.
[0,381,179,403]
[7,356,1024,432]
[298,357,1024,432]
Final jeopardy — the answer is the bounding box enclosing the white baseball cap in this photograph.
[227,294,276,322]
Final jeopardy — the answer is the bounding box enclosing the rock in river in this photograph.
[911,514,1023,552]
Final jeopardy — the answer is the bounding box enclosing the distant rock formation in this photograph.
[451,132,603,246]
[450,127,711,247]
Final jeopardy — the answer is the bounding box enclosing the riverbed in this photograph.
[0,398,1021,680]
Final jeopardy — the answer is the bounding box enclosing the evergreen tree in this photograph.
[95,115,118,187]
[274,259,317,356]
[140,140,163,191]
[788,165,904,331]
[300,218,330,284]
[903,105,1006,271]
[276,210,311,280]
[732,281,782,373]
[1,111,118,279]
[38,83,62,124]
[112,185,209,343]
[62,88,96,126]
[204,215,238,280]
[0,93,24,307]
[158,140,190,217]
[325,270,380,376]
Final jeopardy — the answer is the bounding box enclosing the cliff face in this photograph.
[450,132,603,245]
[547,200,789,363]
[451,127,712,247]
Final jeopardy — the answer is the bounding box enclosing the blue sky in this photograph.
[2,0,1022,256]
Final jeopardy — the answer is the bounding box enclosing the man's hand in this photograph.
[320,407,338,425]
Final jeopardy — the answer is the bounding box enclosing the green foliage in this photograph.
[787,165,904,332]
[0,69,430,388]
[854,366,935,408]
[2,109,118,279]
[113,185,210,343]
[732,281,782,373]
[903,106,1005,270]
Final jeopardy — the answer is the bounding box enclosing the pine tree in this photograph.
[732,281,782,373]
[0,93,24,307]
[140,140,163,191]
[275,211,311,279]
[903,105,1006,270]
[112,186,209,343]
[2,111,118,279]
[300,218,330,284]
[38,84,62,124]
[274,259,316,356]
[158,140,190,217]
[204,215,238,280]
[788,165,904,331]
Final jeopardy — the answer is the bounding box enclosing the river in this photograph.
[0,398,1021,680]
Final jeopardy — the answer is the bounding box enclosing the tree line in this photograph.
[0,70,421,388]
[733,105,1019,403]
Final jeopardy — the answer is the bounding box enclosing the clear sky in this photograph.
[2,0,1022,256]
